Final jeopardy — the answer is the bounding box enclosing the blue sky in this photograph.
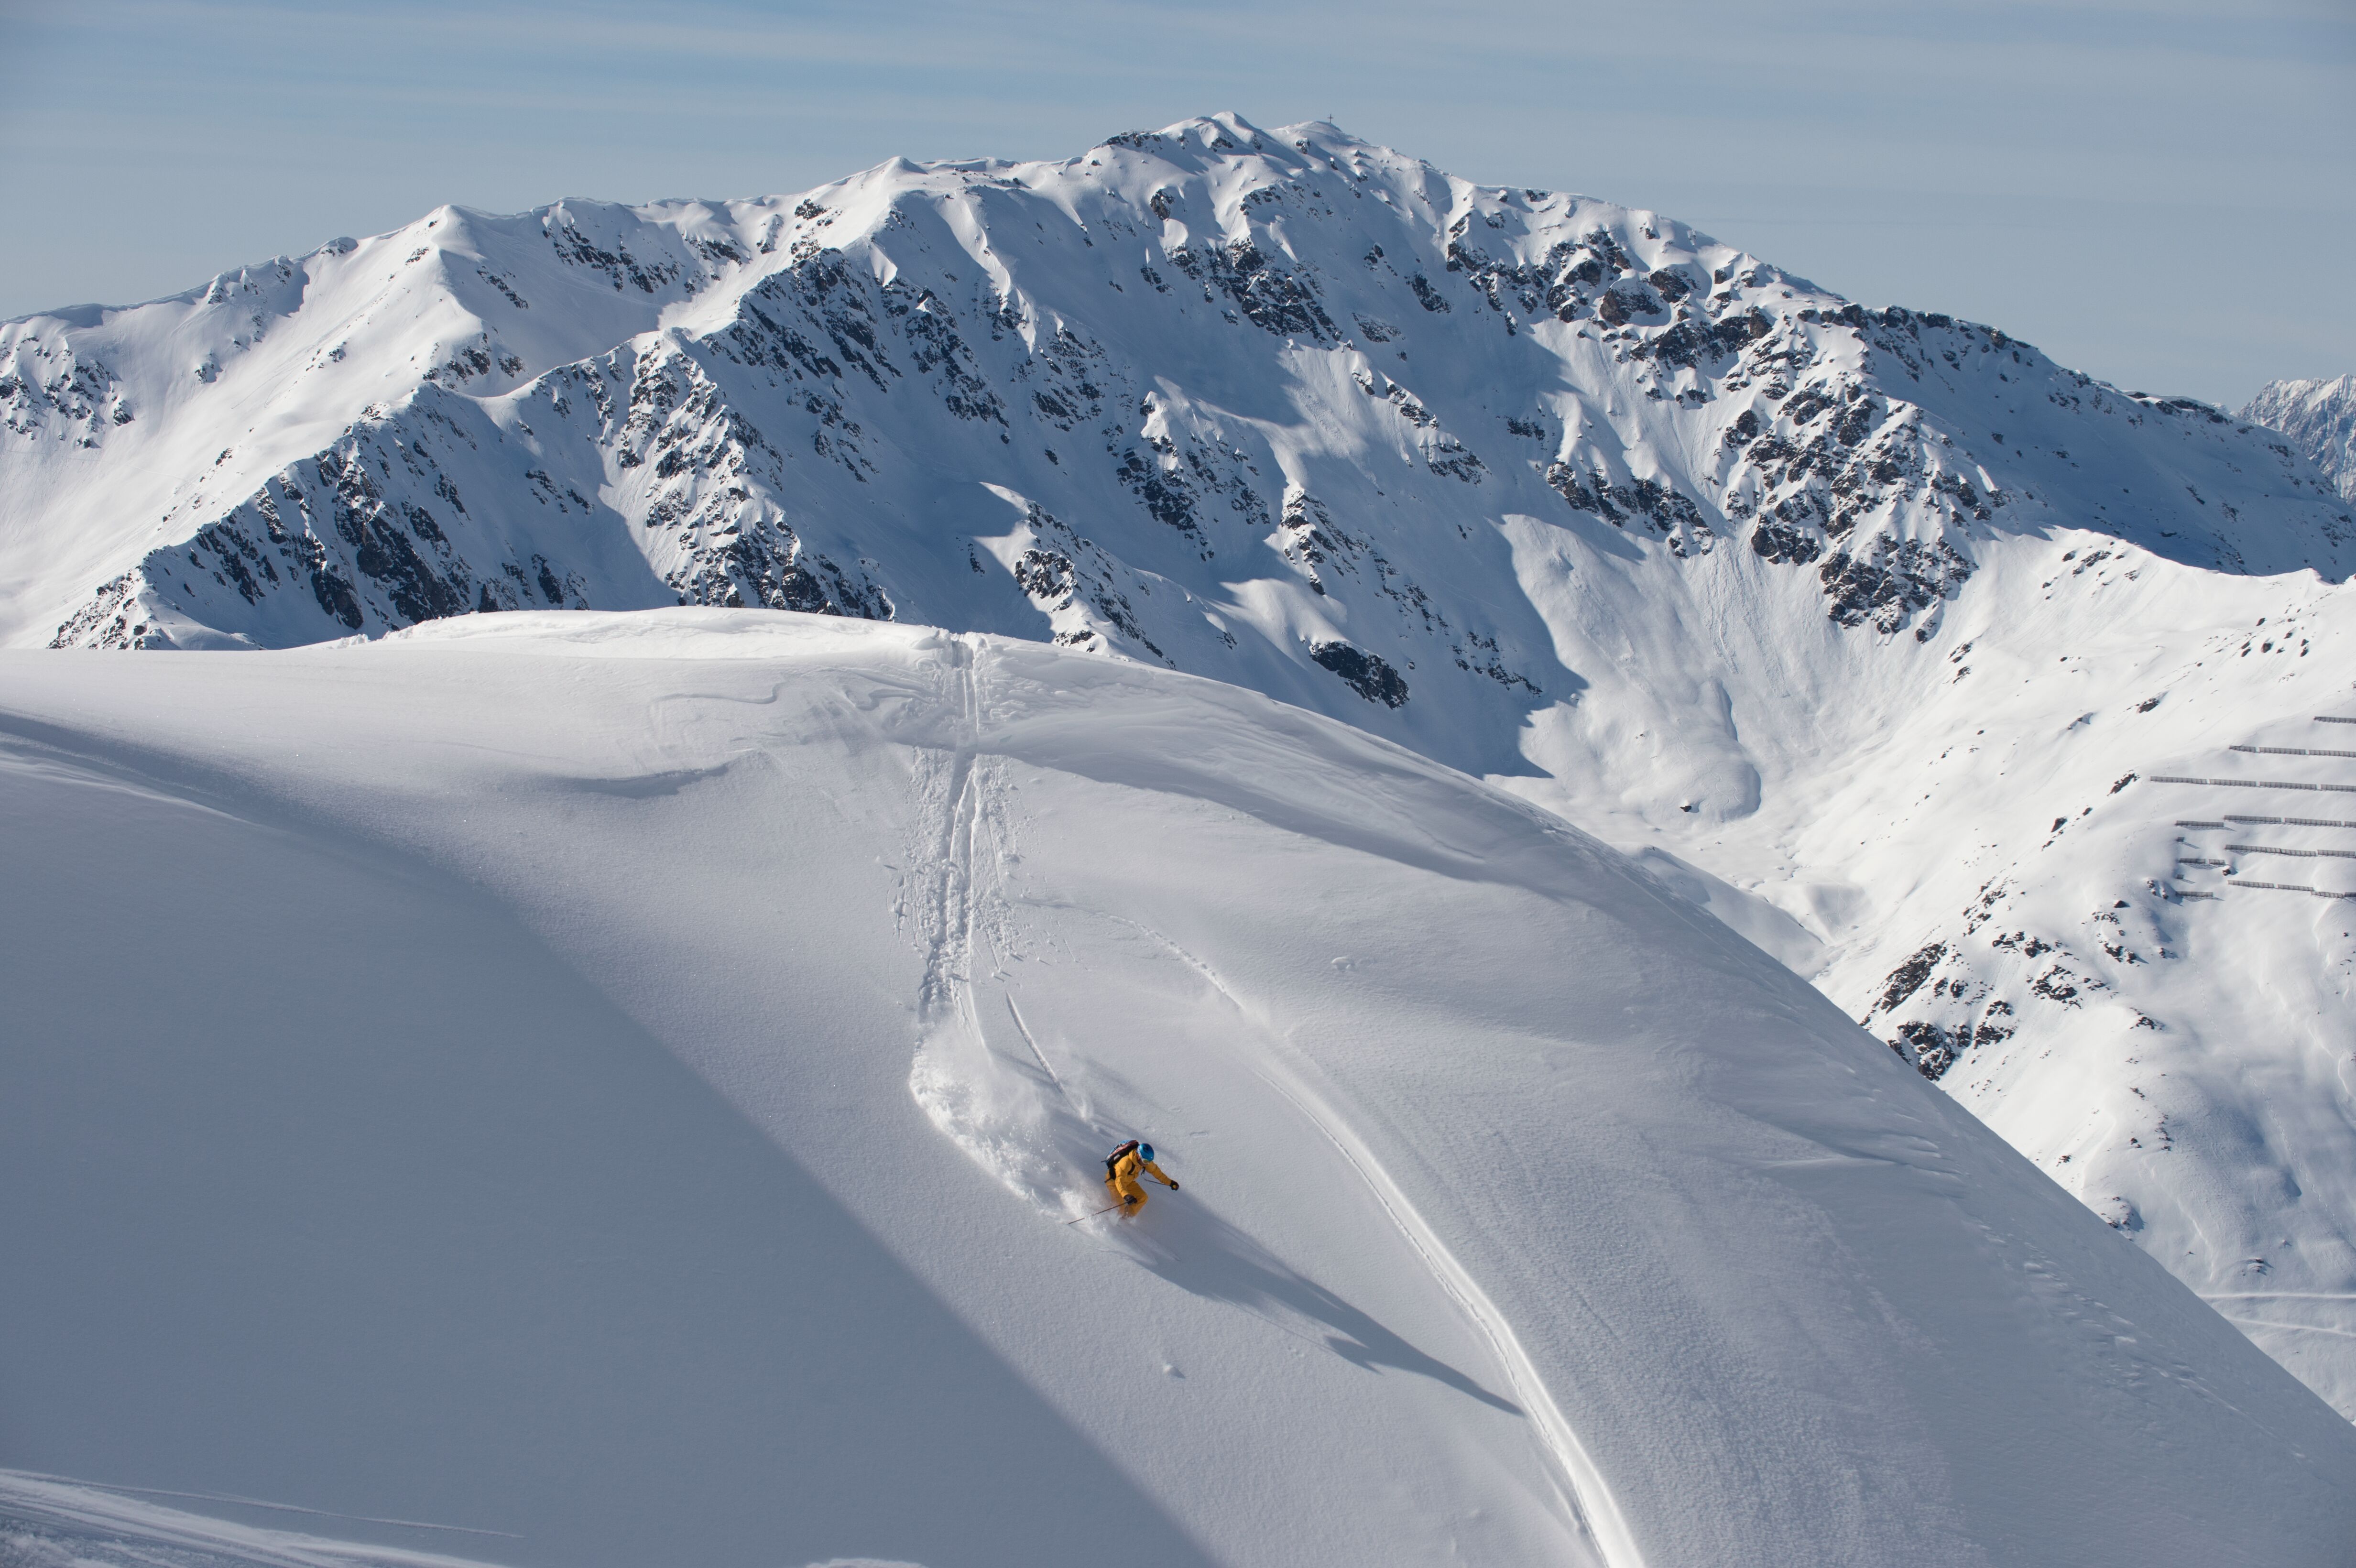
[2,0,2348,404]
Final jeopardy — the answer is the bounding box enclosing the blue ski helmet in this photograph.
[1137,1143,1155,1163]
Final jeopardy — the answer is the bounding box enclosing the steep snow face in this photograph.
[4,612,2353,1568]
[10,113,2356,1416]
[2246,374,2356,501]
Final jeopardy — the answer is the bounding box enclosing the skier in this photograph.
[1104,1139,1178,1216]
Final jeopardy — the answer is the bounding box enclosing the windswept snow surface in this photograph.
[0,1468,522,1568]
[4,610,2353,1568]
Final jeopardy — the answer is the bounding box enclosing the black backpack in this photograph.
[1103,1139,1139,1179]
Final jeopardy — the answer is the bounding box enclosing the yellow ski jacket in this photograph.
[1107,1148,1177,1212]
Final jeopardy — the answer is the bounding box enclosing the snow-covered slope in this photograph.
[4,611,2352,1568]
[0,197,747,650]
[2246,374,2356,502]
[9,113,2356,1417]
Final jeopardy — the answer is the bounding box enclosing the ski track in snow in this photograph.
[901,643,1634,1560]
[1057,907,1642,1565]
[1193,1003,1641,1568]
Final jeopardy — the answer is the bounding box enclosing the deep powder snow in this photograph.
[2,611,2353,1568]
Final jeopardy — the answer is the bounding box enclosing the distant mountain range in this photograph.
[2246,373,2356,501]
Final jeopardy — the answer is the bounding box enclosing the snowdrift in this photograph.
[3,609,2350,1568]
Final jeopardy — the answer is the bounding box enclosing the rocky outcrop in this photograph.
[2244,374,2356,502]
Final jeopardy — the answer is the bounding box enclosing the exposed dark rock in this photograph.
[1750,521,1824,565]
[1877,943,1946,1013]
[1895,1020,1962,1079]
[1309,641,1408,707]
[1118,448,1203,537]
[1595,283,1661,327]
[1818,536,1974,632]
[1170,240,1340,342]
[1014,547,1077,602]
[1545,462,1709,540]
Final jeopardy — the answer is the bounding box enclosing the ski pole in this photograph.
[1065,1201,1123,1225]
